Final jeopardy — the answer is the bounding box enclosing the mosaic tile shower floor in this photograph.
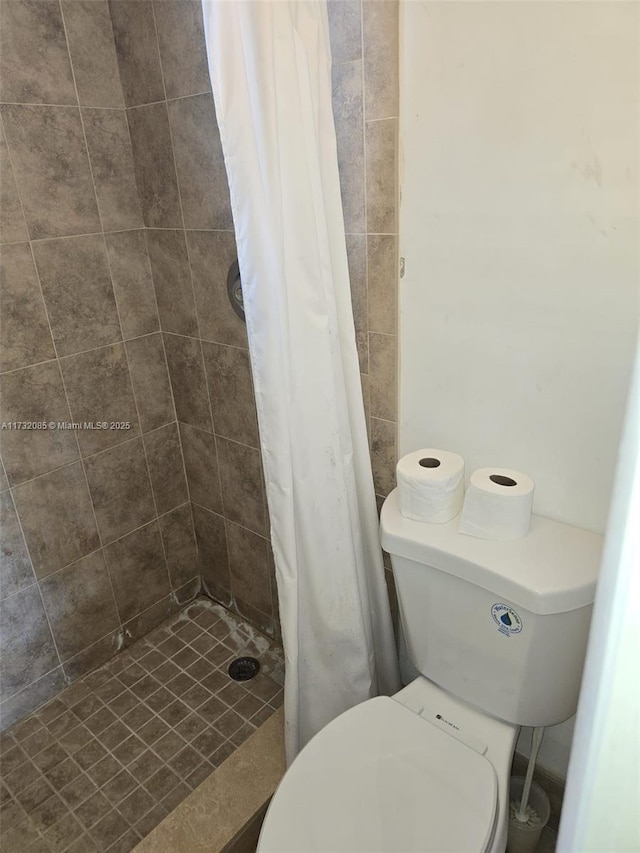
[0,598,284,852]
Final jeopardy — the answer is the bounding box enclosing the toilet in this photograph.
[257,488,602,853]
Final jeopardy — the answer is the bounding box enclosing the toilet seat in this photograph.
[257,696,498,853]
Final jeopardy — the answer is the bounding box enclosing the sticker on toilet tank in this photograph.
[491,604,523,636]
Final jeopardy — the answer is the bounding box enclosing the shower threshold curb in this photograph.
[132,707,285,852]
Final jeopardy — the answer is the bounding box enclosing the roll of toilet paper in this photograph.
[459,468,534,540]
[396,449,465,523]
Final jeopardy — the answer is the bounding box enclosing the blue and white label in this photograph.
[491,604,523,636]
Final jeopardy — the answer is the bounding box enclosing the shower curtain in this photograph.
[202,0,400,761]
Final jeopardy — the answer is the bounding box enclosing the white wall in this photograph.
[399,1,639,778]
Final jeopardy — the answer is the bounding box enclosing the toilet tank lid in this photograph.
[380,489,602,614]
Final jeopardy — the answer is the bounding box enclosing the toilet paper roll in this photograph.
[459,468,534,540]
[397,449,465,523]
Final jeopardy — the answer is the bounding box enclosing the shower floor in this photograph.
[0,598,284,852]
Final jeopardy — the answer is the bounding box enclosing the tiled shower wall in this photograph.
[1,0,399,728]
[0,0,199,729]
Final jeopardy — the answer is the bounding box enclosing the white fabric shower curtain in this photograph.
[201,0,400,761]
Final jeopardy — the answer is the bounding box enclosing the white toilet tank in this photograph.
[380,489,602,727]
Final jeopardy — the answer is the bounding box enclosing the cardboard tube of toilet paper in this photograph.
[396,449,465,523]
[459,468,535,540]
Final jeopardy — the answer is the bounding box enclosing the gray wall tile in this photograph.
[1,106,100,240]
[82,109,143,232]
[104,230,159,341]
[62,0,124,109]
[84,438,155,544]
[179,423,222,514]
[186,230,247,348]
[125,334,174,434]
[0,125,29,244]
[202,342,259,448]
[143,423,188,515]
[0,242,55,372]
[365,118,397,234]
[216,438,266,537]
[0,667,65,732]
[126,103,182,229]
[167,94,232,230]
[103,521,171,622]
[370,417,396,497]
[0,0,76,106]
[108,0,165,107]
[0,584,59,702]
[0,490,36,600]
[0,361,79,486]
[60,343,139,456]
[158,503,198,590]
[367,234,397,334]
[332,61,365,234]
[33,234,122,357]
[226,523,271,617]
[192,505,229,603]
[327,0,362,65]
[40,551,120,661]
[12,462,100,579]
[345,233,368,373]
[153,0,210,99]
[363,0,399,121]
[163,334,212,432]
[369,332,397,421]
[63,631,120,683]
[146,230,198,337]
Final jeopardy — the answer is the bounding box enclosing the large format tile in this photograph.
[1,106,100,240]
[370,417,396,497]
[327,0,362,65]
[127,103,182,229]
[61,0,124,108]
[60,343,139,456]
[163,334,212,432]
[0,0,76,105]
[167,94,232,230]
[367,234,397,335]
[108,0,165,107]
[0,666,65,732]
[146,230,198,338]
[192,506,230,602]
[0,586,59,704]
[226,523,272,618]
[0,490,35,600]
[103,521,171,623]
[365,118,397,235]
[369,332,397,422]
[82,109,143,232]
[104,230,159,341]
[186,231,247,348]
[11,463,100,578]
[126,333,175,434]
[158,504,198,590]
[363,0,399,121]
[153,0,211,99]
[40,552,120,661]
[179,423,222,514]
[332,61,365,235]
[0,124,28,244]
[345,233,368,373]
[202,343,259,448]
[143,423,188,515]
[84,438,155,544]
[32,234,122,357]
[216,439,266,537]
[0,242,55,373]
[0,361,78,485]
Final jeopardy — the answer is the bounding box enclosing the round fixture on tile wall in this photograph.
[227,259,245,322]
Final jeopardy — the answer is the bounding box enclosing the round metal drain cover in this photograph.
[228,656,260,682]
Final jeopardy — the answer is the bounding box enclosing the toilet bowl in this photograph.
[258,488,601,852]
[258,677,517,853]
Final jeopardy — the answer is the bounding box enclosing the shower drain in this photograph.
[228,656,260,682]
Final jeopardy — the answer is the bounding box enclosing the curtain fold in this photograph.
[202,0,400,761]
